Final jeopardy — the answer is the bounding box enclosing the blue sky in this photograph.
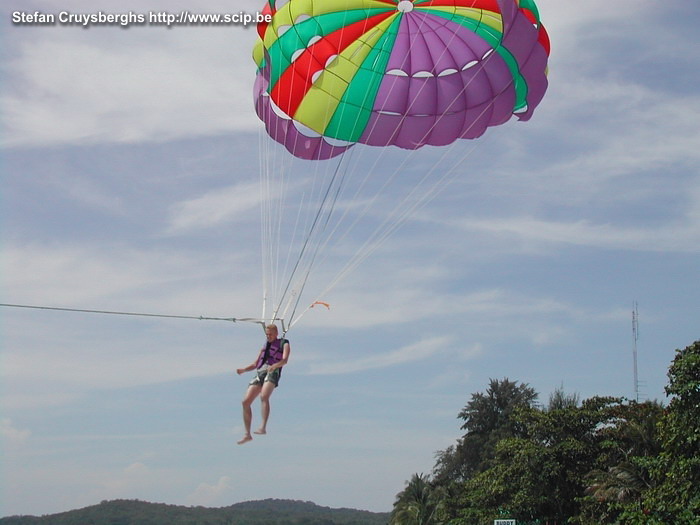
[2,0,699,517]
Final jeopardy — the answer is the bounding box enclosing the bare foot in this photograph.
[254,428,267,435]
[237,434,253,445]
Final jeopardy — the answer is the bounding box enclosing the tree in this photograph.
[579,400,664,523]
[632,340,700,523]
[454,397,625,523]
[390,473,444,525]
[547,386,580,411]
[432,378,538,485]
[660,340,700,462]
[586,463,648,506]
[455,436,557,523]
[395,343,698,524]
[438,393,658,524]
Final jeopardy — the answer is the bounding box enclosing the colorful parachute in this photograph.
[253,0,550,160]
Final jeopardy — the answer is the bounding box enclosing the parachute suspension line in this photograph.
[274,6,392,326]
[293,65,507,305]
[299,8,498,269]
[265,18,407,318]
[278,142,340,313]
[259,122,280,324]
[275,141,341,314]
[259,92,291,325]
[262,5,369,330]
[286,22,406,266]
[283,148,356,327]
[259,57,312,327]
[289,131,498,329]
[272,147,352,327]
[258,9,353,330]
[270,141,291,318]
[262,5,537,329]
[274,4,392,326]
[295,141,500,325]
[259,123,272,322]
[297,80,511,318]
[306,87,506,303]
[289,43,520,328]
[260,6,432,327]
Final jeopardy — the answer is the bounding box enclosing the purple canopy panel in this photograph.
[386,12,493,76]
[514,46,549,121]
[458,102,494,139]
[359,9,524,151]
[435,73,472,114]
[392,114,441,150]
[389,16,432,74]
[423,111,470,146]
[476,59,519,126]
[407,77,439,117]
[498,0,549,121]
[501,8,539,71]
[497,0,519,35]
[360,113,404,147]
[372,73,409,115]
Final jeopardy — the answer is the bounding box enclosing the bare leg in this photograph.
[238,384,262,445]
[254,381,276,435]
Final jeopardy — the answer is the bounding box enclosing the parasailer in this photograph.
[236,324,291,444]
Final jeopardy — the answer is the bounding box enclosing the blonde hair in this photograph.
[265,324,278,335]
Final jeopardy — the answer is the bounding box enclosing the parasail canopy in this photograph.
[253,0,550,160]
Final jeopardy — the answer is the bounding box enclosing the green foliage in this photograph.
[433,378,538,486]
[0,499,390,525]
[396,340,700,525]
[636,341,700,524]
[547,387,580,411]
[390,473,445,525]
[454,397,626,523]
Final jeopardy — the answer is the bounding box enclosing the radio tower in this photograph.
[632,302,640,402]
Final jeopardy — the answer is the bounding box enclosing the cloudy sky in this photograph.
[2,0,699,517]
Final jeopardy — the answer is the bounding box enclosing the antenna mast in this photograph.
[632,301,639,402]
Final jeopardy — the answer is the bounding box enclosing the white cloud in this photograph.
[538,0,656,56]
[1,419,31,445]
[2,0,262,148]
[453,214,700,254]
[540,83,700,180]
[166,181,272,234]
[306,335,452,375]
[3,240,258,306]
[187,476,234,507]
[97,462,158,496]
[124,462,149,476]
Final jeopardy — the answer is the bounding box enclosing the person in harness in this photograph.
[236,324,290,445]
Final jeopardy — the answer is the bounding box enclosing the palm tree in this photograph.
[586,462,650,504]
[390,473,444,525]
[584,401,664,517]
[547,386,580,411]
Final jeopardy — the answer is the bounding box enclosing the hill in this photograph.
[0,498,390,524]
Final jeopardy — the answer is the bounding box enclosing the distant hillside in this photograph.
[0,498,390,524]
